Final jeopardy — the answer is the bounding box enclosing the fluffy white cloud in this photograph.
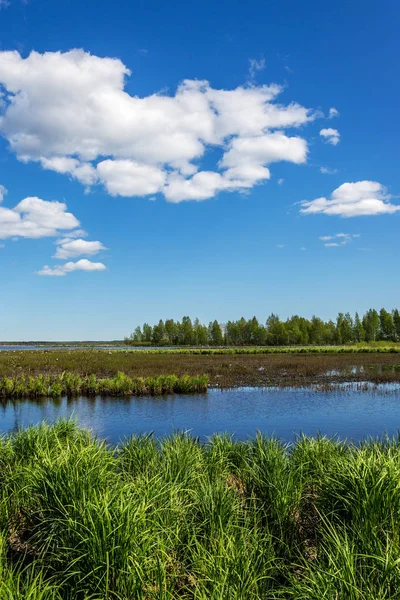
[319,233,360,247]
[164,171,232,203]
[97,160,166,196]
[0,188,108,273]
[329,107,339,118]
[0,196,80,239]
[54,238,107,259]
[0,185,7,202]
[40,157,98,185]
[301,181,399,217]
[37,259,107,276]
[221,133,307,169]
[0,49,318,202]
[320,128,340,146]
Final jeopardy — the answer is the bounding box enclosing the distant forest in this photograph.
[125,309,400,346]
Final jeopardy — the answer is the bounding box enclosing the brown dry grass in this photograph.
[0,350,399,387]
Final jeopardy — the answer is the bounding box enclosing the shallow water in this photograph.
[0,345,146,351]
[1,384,400,443]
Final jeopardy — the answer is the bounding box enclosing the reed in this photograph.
[0,372,209,399]
[1,422,400,598]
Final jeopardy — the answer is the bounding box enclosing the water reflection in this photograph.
[1,384,400,444]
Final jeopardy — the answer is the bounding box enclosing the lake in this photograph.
[1,383,400,443]
[0,345,140,351]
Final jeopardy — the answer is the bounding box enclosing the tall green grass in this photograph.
[1,422,400,597]
[0,372,209,399]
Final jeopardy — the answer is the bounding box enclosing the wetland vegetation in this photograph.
[1,348,400,388]
[0,372,209,399]
[2,421,400,598]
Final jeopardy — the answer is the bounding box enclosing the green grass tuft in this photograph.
[1,422,400,597]
[0,372,209,399]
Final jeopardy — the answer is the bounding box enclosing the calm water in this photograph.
[1,384,400,443]
[0,345,188,352]
[0,345,142,351]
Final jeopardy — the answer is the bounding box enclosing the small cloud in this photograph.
[320,128,340,146]
[0,243,4,248]
[37,259,107,277]
[148,196,156,202]
[276,244,284,248]
[277,178,284,185]
[284,65,293,73]
[319,233,360,247]
[137,49,148,55]
[300,247,306,251]
[329,107,339,118]
[320,167,338,175]
[0,185,7,202]
[248,57,266,81]
[54,238,107,260]
[301,181,398,218]
[0,0,10,9]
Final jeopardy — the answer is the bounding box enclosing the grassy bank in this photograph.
[1,349,400,387]
[121,343,400,354]
[1,421,400,598]
[0,372,209,399]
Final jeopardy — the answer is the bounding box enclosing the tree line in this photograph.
[125,309,400,346]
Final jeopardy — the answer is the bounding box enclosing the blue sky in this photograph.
[0,0,399,340]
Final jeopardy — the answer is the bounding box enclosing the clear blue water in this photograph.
[1,384,400,444]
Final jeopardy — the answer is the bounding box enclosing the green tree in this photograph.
[379,308,395,341]
[393,309,400,341]
[164,319,178,345]
[152,320,166,345]
[142,323,153,343]
[181,316,194,345]
[353,312,365,342]
[131,326,143,342]
[336,312,354,344]
[363,309,380,342]
[266,314,288,345]
[309,316,326,345]
[209,320,223,346]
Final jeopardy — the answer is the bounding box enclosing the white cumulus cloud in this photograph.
[320,128,340,146]
[54,238,107,259]
[301,181,399,217]
[329,107,339,118]
[0,196,80,239]
[40,157,98,185]
[97,160,166,197]
[0,49,319,202]
[37,259,107,276]
[0,187,108,273]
